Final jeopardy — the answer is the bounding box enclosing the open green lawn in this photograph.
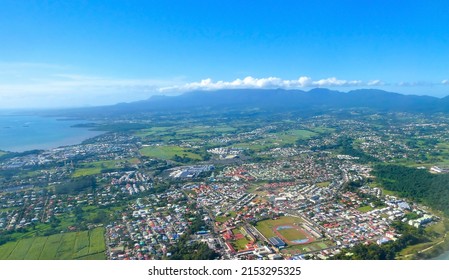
[177,125,236,135]
[140,145,202,161]
[273,129,318,144]
[233,141,274,152]
[310,126,336,134]
[0,228,106,260]
[134,126,173,138]
[255,216,303,239]
[277,228,308,242]
[233,129,319,151]
[135,125,236,140]
[232,237,251,251]
[215,215,231,223]
[72,158,140,177]
[357,205,374,213]
[426,219,447,236]
[316,181,330,187]
[398,241,436,257]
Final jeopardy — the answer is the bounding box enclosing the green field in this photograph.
[316,181,330,187]
[229,227,252,251]
[73,158,140,177]
[134,126,173,138]
[135,125,236,140]
[215,215,230,223]
[255,216,303,239]
[232,129,318,152]
[176,125,236,135]
[310,126,336,134]
[273,129,318,144]
[357,205,374,213]
[140,145,202,161]
[0,228,106,260]
[233,141,275,152]
[277,228,308,242]
[231,237,251,251]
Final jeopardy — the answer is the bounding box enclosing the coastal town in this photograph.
[1,111,449,260]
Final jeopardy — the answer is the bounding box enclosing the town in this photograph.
[1,110,449,260]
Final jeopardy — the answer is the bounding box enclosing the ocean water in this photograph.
[0,114,103,152]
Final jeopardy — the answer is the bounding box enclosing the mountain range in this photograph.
[53,88,449,117]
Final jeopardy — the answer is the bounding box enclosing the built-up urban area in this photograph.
[1,111,449,260]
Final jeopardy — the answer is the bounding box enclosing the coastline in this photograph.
[0,114,104,153]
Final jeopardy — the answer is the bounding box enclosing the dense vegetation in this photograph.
[338,137,380,164]
[166,237,219,260]
[372,165,449,215]
[55,176,97,194]
[166,211,219,260]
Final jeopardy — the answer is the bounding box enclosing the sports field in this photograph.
[255,216,315,246]
[274,225,314,245]
[0,228,106,260]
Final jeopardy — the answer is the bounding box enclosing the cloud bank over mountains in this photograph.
[1,62,448,108]
[159,76,385,92]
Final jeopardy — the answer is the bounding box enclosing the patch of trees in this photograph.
[337,137,379,164]
[188,215,207,234]
[165,210,218,260]
[55,176,97,194]
[143,181,170,195]
[167,239,219,260]
[172,154,195,163]
[372,164,449,215]
[0,169,21,180]
[0,234,14,246]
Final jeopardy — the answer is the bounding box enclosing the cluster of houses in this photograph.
[105,171,152,195]
[106,190,191,260]
[0,189,47,230]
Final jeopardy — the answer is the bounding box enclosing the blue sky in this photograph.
[1,0,449,108]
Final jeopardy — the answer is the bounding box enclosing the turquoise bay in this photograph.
[0,114,102,152]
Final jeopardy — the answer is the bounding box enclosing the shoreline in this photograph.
[0,114,104,153]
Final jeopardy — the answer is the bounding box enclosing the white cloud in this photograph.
[442,80,449,85]
[367,80,384,86]
[397,81,436,87]
[160,76,379,92]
